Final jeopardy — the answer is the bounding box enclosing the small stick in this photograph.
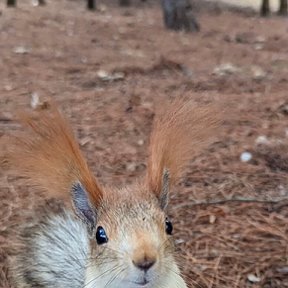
[173,197,288,210]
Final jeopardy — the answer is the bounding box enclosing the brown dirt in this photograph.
[0,1,288,287]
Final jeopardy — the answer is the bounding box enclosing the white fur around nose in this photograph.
[85,260,187,288]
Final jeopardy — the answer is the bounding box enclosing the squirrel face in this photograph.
[74,182,179,287]
[86,191,176,288]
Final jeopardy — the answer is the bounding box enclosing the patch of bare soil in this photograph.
[0,1,288,287]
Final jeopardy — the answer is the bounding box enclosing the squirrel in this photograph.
[3,99,222,288]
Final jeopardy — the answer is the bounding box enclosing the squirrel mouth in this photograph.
[133,279,149,286]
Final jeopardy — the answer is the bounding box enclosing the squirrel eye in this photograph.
[165,218,173,235]
[96,226,108,245]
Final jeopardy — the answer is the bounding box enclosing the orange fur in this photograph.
[3,103,103,206]
[2,99,223,209]
[146,99,223,196]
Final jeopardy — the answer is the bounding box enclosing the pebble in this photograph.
[213,63,240,76]
[255,36,266,43]
[4,84,13,91]
[31,0,39,6]
[255,135,269,145]
[97,70,125,82]
[251,66,266,80]
[240,152,252,162]
[209,215,216,224]
[13,46,30,54]
[137,139,144,146]
[126,162,137,172]
[30,92,40,109]
[254,44,264,50]
[247,274,261,283]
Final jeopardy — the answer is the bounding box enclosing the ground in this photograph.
[0,0,288,287]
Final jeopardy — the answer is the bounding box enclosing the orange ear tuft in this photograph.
[146,99,223,199]
[3,103,103,207]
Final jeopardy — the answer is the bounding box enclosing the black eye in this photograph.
[96,226,108,245]
[165,218,173,235]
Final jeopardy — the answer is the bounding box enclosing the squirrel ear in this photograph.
[158,169,170,210]
[71,182,97,234]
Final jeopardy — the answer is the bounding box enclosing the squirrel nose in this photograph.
[133,258,156,271]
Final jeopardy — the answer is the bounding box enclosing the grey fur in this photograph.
[11,211,88,288]
[71,181,97,235]
[159,169,170,210]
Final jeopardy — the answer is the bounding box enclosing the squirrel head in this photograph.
[72,178,179,287]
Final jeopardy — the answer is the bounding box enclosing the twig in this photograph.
[173,197,288,210]
[0,117,12,122]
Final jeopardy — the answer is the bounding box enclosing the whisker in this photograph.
[104,266,127,287]
[83,264,121,288]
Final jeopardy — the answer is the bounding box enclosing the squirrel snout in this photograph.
[132,257,156,272]
[132,235,158,272]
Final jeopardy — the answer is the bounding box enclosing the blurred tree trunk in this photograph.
[38,0,46,5]
[87,0,96,10]
[119,0,131,6]
[278,0,288,16]
[7,0,16,6]
[161,0,200,32]
[261,0,270,16]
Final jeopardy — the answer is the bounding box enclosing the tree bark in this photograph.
[261,0,270,16]
[7,0,16,7]
[87,0,96,10]
[278,0,288,16]
[119,0,131,7]
[161,0,200,32]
